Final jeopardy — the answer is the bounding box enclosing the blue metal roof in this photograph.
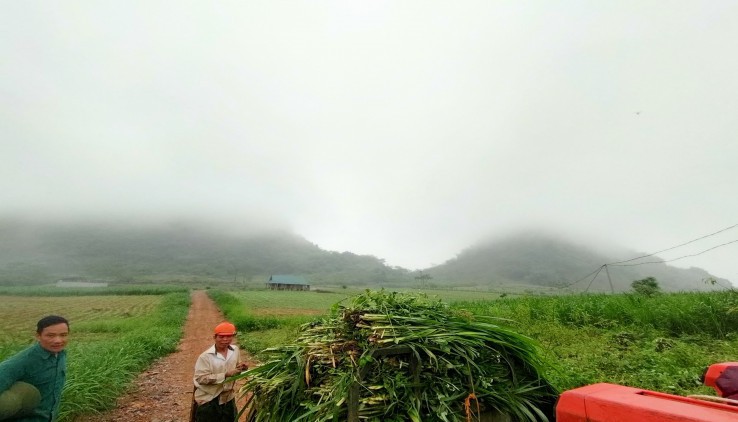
[268,275,309,285]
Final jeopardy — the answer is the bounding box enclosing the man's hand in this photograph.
[226,363,248,377]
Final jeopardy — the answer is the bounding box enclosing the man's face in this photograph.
[36,322,69,353]
[214,333,234,349]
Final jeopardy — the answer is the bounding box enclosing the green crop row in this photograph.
[57,292,190,421]
[0,292,190,421]
[0,284,189,297]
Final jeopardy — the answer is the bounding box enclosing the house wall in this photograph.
[266,283,310,291]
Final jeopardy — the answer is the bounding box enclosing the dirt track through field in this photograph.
[76,290,256,422]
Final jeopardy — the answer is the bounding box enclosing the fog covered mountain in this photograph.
[427,231,727,292]
[0,219,727,292]
[0,218,407,286]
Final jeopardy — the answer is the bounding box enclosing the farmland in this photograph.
[0,295,163,348]
[0,288,190,421]
[215,287,738,398]
[2,285,738,420]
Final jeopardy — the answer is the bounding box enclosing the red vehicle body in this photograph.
[556,362,738,421]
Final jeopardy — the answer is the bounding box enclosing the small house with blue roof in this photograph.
[266,275,310,291]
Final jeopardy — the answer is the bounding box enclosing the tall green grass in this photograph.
[216,288,738,397]
[207,290,283,331]
[207,290,326,357]
[453,291,738,395]
[57,292,190,421]
[456,291,738,337]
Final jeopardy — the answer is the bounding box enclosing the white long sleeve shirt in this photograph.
[193,344,241,405]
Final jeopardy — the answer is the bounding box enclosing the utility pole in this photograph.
[604,264,615,294]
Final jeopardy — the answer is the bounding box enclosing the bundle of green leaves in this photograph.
[236,290,557,422]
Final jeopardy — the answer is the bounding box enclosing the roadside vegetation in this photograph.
[214,287,738,398]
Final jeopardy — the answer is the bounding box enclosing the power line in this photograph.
[610,238,738,267]
[607,224,737,265]
[583,266,605,293]
[561,265,604,289]
[561,224,737,291]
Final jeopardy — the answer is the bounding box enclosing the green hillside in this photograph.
[428,232,726,292]
[0,219,411,286]
[0,219,727,292]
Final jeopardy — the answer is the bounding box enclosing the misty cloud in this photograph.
[1,1,736,281]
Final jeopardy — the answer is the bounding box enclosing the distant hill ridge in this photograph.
[0,219,727,291]
[428,232,726,292]
[0,219,403,286]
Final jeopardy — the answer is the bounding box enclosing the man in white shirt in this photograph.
[192,322,247,422]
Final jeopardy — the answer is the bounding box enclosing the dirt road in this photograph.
[76,290,256,421]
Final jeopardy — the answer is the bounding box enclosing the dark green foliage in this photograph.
[236,290,557,421]
[631,277,661,297]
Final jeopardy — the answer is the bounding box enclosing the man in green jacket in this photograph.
[0,315,69,422]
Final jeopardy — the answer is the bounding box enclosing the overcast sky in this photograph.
[2,1,737,283]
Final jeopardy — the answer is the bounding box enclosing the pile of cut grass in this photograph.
[236,289,557,422]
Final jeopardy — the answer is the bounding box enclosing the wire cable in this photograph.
[583,266,605,293]
[559,224,737,290]
[607,224,737,265]
[560,266,604,289]
[610,239,738,267]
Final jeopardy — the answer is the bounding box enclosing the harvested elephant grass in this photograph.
[236,290,557,421]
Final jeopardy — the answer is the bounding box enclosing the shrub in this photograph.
[631,277,661,297]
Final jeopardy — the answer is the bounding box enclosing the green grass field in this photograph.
[0,291,190,422]
[212,287,738,398]
[231,286,508,311]
[0,295,163,350]
[4,285,738,420]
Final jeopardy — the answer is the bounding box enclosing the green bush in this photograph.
[631,277,661,297]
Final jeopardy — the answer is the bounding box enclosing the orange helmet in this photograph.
[214,322,237,335]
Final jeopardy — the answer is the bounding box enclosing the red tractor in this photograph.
[556,362,738,421]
